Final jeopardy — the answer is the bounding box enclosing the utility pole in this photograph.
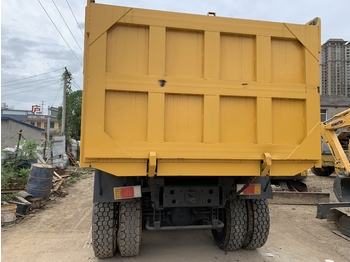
[43,105,51,160]
[41,101,45,115]
[62,67,68,136]
[47,105,51,143]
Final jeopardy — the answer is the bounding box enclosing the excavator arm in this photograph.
[320,108,350,177]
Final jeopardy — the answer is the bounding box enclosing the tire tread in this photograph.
[243,199,270,249]
[212,199,247,251]
[92,202,117,258]
[118,199,142,257]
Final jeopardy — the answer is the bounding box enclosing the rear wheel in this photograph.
[212,199,247,251]
[92,202,118,258]
[243,199,270,249]
[118,199,142,257]
[311,166,334,176]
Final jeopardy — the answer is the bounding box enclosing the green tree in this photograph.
[57,69,82,140]
[66,90,82,139]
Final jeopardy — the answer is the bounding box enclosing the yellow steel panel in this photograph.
[272,98,305,144]
[106,73,309,98]
[158,161,260,176]
[204,95,219,143]
[220,96,256,143]
[256,35,271,82]
[82,3,321,176]
[164,94,203,142]
[147,93,165,142]
[87,4,132,44]
[80,32,107,163]
[272,39,304,83]
[220,34,255,81]
[85,33,107,128]
[92,162,146,177]
[270,161,316,176]
[82,117,132,160]
[287,122,321,160]
[256,97,272,144]
[105,91,148,141]
[165,29,203,78]
[83,141,320,161]
[107,25,149,75]
[204,31,220,79]
[149,26,166,76]
[114,8,296,40]
[304,49,320,87]
[284,23,320,60]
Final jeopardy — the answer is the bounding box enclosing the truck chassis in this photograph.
[92,171,272,257]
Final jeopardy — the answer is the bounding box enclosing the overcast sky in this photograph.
[1,0,349,113]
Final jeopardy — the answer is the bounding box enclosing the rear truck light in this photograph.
[113,185,142,200]
[236,184,261,195]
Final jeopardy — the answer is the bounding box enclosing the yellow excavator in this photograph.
[316,108,350,238]
[311,131,350,177]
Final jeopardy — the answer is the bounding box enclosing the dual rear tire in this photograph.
[212,199,270,251]
[92,198,270,257]
[92,199,142,258]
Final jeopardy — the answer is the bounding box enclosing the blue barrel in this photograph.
[26,163,54,200]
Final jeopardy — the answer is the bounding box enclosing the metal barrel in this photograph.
[26,163,54,200]
[1,204,17,226]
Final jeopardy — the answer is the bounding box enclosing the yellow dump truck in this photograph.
[81,1,321,257]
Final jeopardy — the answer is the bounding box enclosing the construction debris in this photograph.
[53,171,62,180]
[67,152,79,166]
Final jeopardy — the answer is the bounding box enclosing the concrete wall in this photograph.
[321,107,348,120]
[320,95,350,120]
[1,119,42,147]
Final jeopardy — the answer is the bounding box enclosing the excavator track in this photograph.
[327,207,350,240]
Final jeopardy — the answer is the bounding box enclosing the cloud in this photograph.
[1,0,349,111]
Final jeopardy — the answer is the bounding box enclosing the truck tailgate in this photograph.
[81,4,321,177]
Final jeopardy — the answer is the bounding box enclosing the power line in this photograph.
[51,85,63,107]
[37,0,83,66]
[72,81,82,90]
[66,0,84,37]
[1,68,63,85]
[52,0,83,54]
[1,80,62,97]
[2,74,62,88]
[2,79,61,93]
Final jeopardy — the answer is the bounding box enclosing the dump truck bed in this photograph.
[81,4,321,177]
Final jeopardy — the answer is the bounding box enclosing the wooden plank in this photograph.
[1,189,23,194]
[53,171,62,180]
[269,191,330,205]
[53,179,64,192]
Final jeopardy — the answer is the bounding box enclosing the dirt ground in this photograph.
[1,171,349,262]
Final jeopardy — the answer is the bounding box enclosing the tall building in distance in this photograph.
[320,38,350,97]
